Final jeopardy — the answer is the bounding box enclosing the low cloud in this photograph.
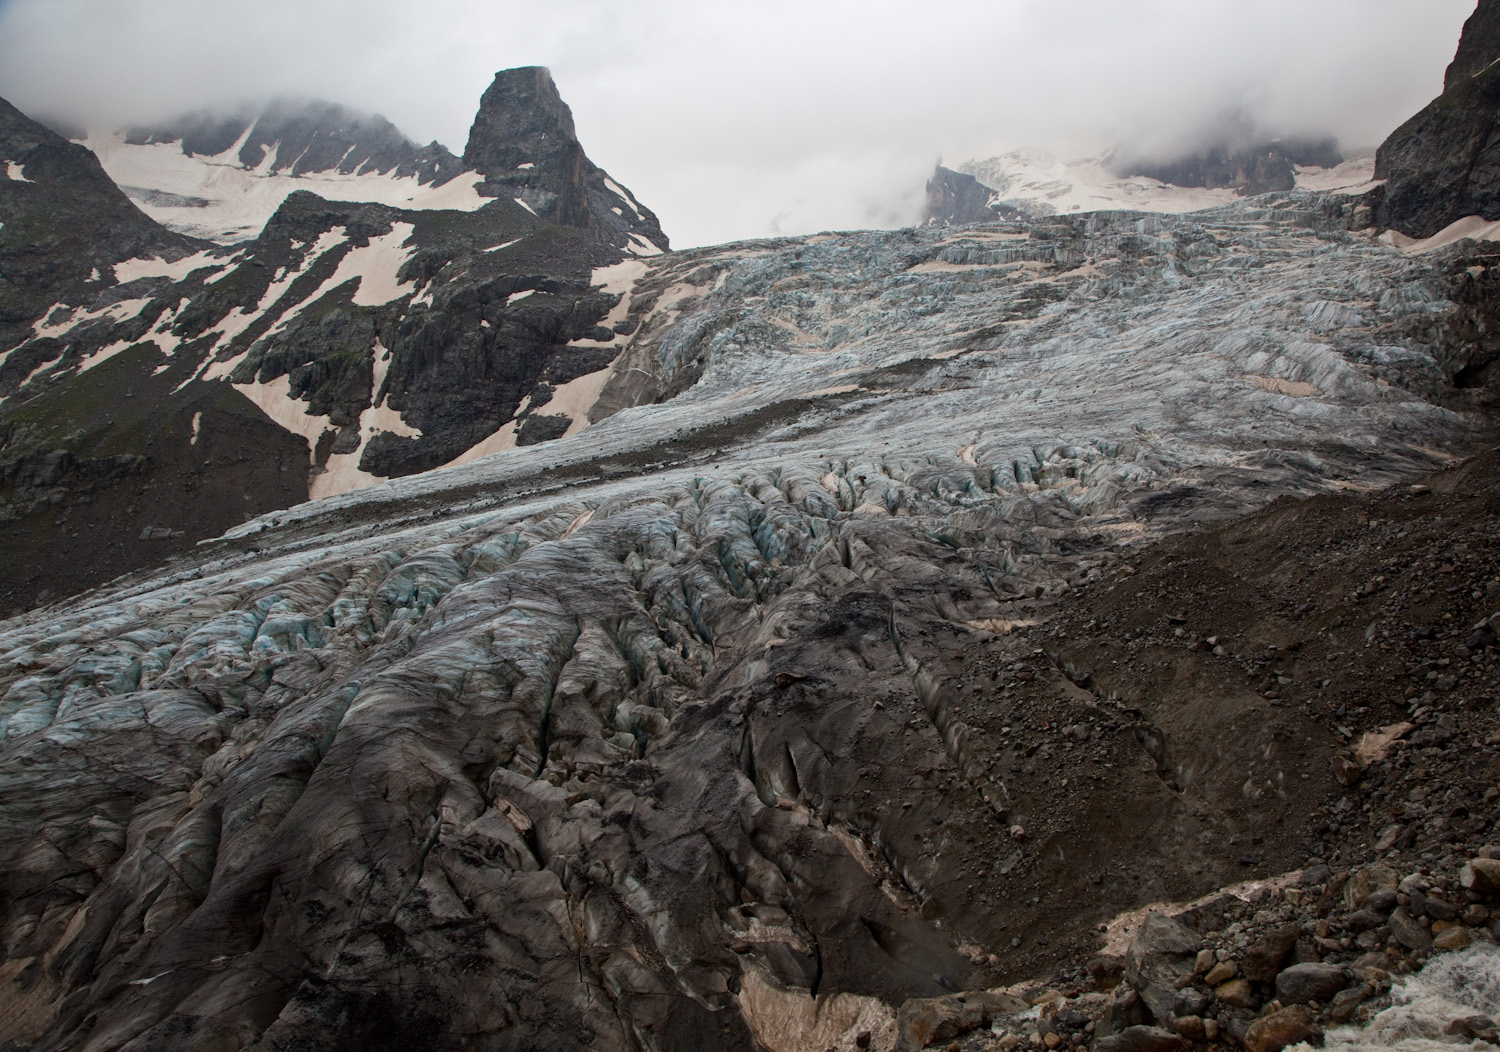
[0,0,1476,247]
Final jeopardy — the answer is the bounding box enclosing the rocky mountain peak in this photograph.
[462,66,668,251]
[1110,116,1343,198]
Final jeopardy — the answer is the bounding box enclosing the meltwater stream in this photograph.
[1321,944,1500,1052]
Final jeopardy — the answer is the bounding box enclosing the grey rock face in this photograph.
[0,95,203,355]
[1274,962,1348,1005]
[1113,136,1342,198]
[1124,912,1203,1021]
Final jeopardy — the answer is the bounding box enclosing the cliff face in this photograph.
[1376,0,1500,237]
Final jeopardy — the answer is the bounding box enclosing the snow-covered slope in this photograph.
[950,148,1377,220]
[87,129,492,243]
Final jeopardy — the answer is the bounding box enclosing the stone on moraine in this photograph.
[1124,912,1203,1022]
[1343,865,1397,910]
[897,992,1017,1051]
[1244,1006,1323,1052]
[1366,888,1398,913]
[1433,927,1472,952]
[1173,1016,1206,1041]
[1461,858,1500,896]
[1241,924,1300,983]
[1093,1025,1189,1052]
[1215,978,1256,1011]
[1388,909,1433,951]
[1327,986,1371,1024]
[1274,963,1348,1005]
[1204,961,1237,986]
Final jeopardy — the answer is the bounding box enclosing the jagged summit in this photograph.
[125,96,465,185]
[464,66,669,252]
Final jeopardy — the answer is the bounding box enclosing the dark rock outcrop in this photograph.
[1376,0,1500,237]
[1113,136,1341,197]
[923,164,1018,226]
[462,67,669,252]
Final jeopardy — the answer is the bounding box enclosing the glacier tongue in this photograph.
[0,190,1497,1050]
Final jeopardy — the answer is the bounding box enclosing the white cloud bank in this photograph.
[0,0,1477,247]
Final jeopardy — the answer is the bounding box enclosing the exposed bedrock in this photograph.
[923,165,1020,226]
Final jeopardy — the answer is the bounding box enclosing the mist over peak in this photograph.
[0,0,1479,246]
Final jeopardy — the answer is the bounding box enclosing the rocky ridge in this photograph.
[124,95,466,187]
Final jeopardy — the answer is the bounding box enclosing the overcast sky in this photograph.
[0,0,1477,247]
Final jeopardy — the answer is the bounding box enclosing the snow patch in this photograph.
[1381,215,1500,254]
[114,251,220,284]
[959,150,1243,216]
[604,176,644,220]
[627,233,664,257]
[301,222,416,308]
[514,197,538,216]
[232,374,331,463]
[1293,155,1377,193]
[441,419,519,469]
[5,161,30,182]
[189,412,202,444]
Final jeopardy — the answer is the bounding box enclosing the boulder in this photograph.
[1342,865,1397,911]
[1462,858,1500,896]
[1242,924,1300,982]
[1274,963,1348,1005]
[1245,1006,1324,1052]
[1388,909,1433,951]
[897,992,1017,1050]
[1215,978,1257,1011]
[1094,1024,1190,1052]
[1204,961,1237,986]
[1124,912,1203,1022]
[1433,927,1473,952]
